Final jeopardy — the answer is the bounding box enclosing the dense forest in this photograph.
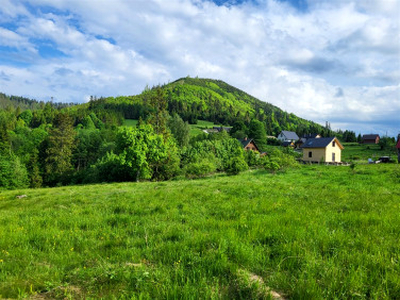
[87,77,331,137]
[0,93,75,111]
[1,77,359,190]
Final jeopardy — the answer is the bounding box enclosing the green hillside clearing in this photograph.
[342,143,397,162]
[123,119,229,137]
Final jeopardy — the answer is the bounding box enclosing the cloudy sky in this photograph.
[0,0,399,136]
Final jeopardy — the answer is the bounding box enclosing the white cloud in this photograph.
[0,27,36,52]
[0,0,29,19]
[0,0,399,135]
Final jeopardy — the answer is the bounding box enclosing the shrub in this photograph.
[262,148,298,172]
[244,150,262,167]
[86,152,131,183]
[184,159,217,178]
[225,156,248,175]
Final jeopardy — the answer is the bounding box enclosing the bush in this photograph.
[225,156,248,175]
[85,152,132,183]
[184,159,217,178]
[262,149,298,172]
[244,150,262,167]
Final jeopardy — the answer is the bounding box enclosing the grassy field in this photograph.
[342,143,397,163]
[1,163,399,298]
[188,120,226,136]
[123,118,229,137]
[123,119,139,127]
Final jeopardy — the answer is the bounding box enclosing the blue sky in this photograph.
[0,0,399,136]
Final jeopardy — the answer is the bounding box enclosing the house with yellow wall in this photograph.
[301,137,344,163]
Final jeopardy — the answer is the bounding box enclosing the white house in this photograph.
[277,131,299,143]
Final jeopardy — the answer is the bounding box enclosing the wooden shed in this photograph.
[362,134,380,144]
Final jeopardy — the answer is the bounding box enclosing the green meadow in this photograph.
[342,143,397,163]
[1,164,399,299]
[124,118,229,137]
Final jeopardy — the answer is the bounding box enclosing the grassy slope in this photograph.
[123,118,227,137]
[123,119,139,127]
[1,164,399,298]
[342,143,397,162]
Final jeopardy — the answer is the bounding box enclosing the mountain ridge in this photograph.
[3,77,328,136]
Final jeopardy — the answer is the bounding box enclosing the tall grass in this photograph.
[0,164,399,298]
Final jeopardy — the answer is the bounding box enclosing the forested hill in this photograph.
[88,77,326,136]
[2,77,327,137]
[164,77,324,136]
[0,92,74,111]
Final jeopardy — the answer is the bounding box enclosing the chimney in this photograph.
[244,137,248,141]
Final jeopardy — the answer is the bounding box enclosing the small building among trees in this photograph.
[277,130,299,143]
[302,137,344,163]
[362,134,380,144]
[238,137,260,152]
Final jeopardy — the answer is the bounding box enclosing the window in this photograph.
[308,151,312,158]
[332,153,336,162]
[332,141,336,147]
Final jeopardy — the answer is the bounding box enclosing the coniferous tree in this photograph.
[248,119,267,151]
[44,113,76,185]
[147,86,169,135]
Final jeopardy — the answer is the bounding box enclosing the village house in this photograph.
[362,134,380,144]
[301,137,344,163]
[213,126,232,133]
[277,130,299,143]
[296,133,321,148]
[238,137,260,152]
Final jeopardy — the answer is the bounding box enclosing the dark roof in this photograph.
[302,133,319,139]
[396,139,400,149]
[297,138,307,144]
[302,137,337,148]
[362,134,380,139]
[238,138,259,150]
[213,126,231,132]
[280,131,299,140]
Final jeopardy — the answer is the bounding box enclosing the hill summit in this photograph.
[88,77,326,136]
[149,77,324,136]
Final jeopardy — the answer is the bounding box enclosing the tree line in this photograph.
[1,79,368,190]
[0,87,299,190]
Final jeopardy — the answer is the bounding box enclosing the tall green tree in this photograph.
[0,153,29,190]
[18,109,33,126]
[44,113,76,185]
[168,113,190,147]
[248,119,267,151]
[91,124,179,183]
[147,86,169,135]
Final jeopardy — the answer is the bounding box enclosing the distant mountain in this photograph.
[161,77,325,135]
[4,77,327,136]
[0,93,75,111]
[0,93,43,111]
[87,77,327,136]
